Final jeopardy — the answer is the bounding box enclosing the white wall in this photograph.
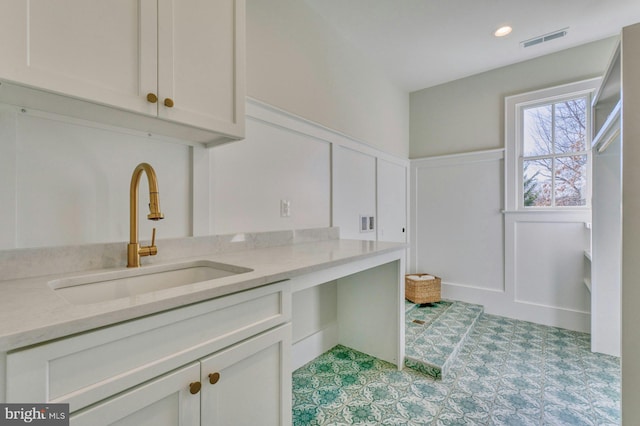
[377,159,408,243]
[246,0,409,158]
[506,213,590,330]
[0,1,410,250]
[408,40,617,332]
[410,37,617,158]
[207,99,408,239]
[0,98,408,250]
[0,106,191,249]
[410,149,591,331]
[210,113,331,235]
[411,150,504,293]
[333,147,377,241]
[291,281,337,369]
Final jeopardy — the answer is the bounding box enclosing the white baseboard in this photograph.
[442,282,590,333]
[292,322,339,370]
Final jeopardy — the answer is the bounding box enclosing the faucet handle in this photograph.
[138,228,158,258]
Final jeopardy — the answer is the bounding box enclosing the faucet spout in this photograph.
[128,163,164,267]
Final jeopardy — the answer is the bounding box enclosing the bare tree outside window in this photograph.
[522,97,588,207]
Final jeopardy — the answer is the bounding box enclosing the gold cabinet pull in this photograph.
[208,372,220,385]
[164,98,174,108]
[146,93,158,103]
[189,381,201,395]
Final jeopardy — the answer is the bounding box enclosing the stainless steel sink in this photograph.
[49,260,253,305]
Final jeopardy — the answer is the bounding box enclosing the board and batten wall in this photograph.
[0,99,408,249]
[206,99,408,241]
[409,39,616,331]
[0,0,409,250]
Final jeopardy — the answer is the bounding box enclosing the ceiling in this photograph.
[304,0,640,92]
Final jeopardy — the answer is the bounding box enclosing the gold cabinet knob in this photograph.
[208,372,220,385]
[164,98,174,108]
[146,93,158,103]
[189,381,201,395]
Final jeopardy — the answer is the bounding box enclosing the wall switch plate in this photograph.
[280,200,291,217]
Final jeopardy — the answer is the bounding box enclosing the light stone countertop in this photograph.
[0,238,406,352]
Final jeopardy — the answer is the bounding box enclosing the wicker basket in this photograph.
[405,274,441,304]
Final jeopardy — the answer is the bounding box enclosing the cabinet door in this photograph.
[70,363,200,426]
[377,159,407,243]
[200,324,292,426]
[0,0,157,116]
[158,0,245,137]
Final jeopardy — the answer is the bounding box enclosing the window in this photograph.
[505,79,599,211]
[522,96,589,207]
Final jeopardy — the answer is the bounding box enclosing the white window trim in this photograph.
[505,78,601,212]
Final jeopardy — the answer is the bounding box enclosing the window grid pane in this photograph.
[523,158,552,207]
[555,154,588,206]
[554,98,587,154]
[523,104,553,157]
[521,94,589,208]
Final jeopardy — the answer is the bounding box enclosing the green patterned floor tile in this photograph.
[405,301,483,379]
[292,312,621,425]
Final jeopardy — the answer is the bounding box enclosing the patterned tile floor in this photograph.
[405,301,483,379]
[292,313,621,425]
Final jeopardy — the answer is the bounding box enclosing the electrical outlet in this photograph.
[359,215,368,232]
[360,215,375,232]
[280,200,291,217]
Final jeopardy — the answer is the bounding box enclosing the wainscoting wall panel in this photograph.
[206,98,409,240]
[209,114,331,235]
[333,146,377,241]
[377,158,408,243]
[514,220,590,312]
[411,148,591,331]
[411,149,504,292]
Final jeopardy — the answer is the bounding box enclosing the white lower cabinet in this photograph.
[71,325,291,426]
[6,282,292,426]
[72,363,201,426]
[200,325,291,426]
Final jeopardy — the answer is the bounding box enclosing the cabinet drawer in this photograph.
[6,281,290,412]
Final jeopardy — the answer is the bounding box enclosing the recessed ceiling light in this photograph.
[494,26,513,37]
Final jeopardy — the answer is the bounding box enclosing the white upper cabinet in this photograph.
[0,0,154,114]
[159,0,244,137]
[0,0,245,145]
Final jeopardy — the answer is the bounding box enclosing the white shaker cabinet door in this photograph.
[71,363,201,426]
[158,0,245,137]
[0,0,157,116]
[200,324,292,426]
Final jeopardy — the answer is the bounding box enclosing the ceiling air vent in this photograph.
[521,28,568,48]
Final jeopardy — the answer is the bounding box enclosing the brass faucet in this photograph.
[127,163,164,267]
